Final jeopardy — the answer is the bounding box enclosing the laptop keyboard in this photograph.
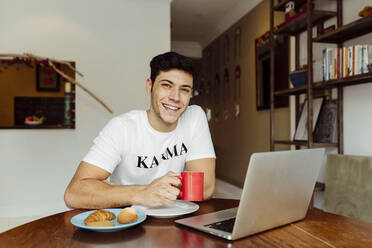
[204,218,236,233]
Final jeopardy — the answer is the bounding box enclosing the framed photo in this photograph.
[294,98,324,141]
[36,65,60,92]
[314,100,338,143]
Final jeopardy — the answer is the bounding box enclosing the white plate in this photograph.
[70,208,146,232]
[132,200,199,218]
[24,120,42,125]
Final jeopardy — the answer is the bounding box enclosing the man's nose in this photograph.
[169,88,180,101]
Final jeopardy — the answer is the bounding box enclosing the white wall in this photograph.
[171,41,202,58]
[292,0,372,209]
[0,0,170,217]
[342,0,372,156]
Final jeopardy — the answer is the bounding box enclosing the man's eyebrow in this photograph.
[160,79,174,84]
[160,79,193,89]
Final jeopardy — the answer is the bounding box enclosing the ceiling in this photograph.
[171,0,263,48]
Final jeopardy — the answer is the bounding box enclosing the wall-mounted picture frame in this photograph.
[294,98,324,141]
[36,65,60,92]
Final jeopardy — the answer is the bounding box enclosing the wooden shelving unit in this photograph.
[314,71,372,89]
[274,85,307,96]
[314,16,372,43]
[275,71,372,95]
[275,10,337,35]
[270,0,372,155]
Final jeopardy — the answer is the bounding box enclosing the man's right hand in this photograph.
[140,171,181,207]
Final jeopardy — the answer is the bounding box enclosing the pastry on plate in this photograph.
[84,209,116,226]
[118,207,138,224]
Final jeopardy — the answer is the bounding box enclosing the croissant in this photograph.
[84,209,116,226]
[85,220,115,227]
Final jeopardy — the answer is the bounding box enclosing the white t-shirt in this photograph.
[83,105,215,186]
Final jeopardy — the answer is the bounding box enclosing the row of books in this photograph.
[322,45,372,81]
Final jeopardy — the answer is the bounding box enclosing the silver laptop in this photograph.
[175,148,325,240]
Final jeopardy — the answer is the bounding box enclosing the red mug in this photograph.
[179,171,204,201]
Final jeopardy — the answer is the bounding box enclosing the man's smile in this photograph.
[162,103,181,112]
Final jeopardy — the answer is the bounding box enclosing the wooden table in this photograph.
[1,199,372,247]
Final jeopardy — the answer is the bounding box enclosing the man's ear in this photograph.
[146,78,152,95]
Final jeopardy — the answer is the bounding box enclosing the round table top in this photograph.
[0,199,239,248]
[2,198,372,247]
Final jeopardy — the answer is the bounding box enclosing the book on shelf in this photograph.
[322,45,371,81]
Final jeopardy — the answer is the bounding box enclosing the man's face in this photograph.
[146,69,193,131]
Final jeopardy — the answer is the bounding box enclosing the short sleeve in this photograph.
[82,117,125,173]
[185,106,216,161]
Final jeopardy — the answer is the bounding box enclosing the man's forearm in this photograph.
[203,178,215,200]
[64,179,145,209]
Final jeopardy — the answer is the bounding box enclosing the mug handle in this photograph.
[176,175,183,198]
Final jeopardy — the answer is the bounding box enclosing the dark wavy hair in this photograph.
[150,52,194,85]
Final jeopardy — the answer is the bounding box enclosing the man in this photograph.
[64,52,216,209]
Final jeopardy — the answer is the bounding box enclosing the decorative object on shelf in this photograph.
[285,1,296,19]
[24,115,46,125]
[285,2,308,24]
[36,64,60,92]
[234,65,241,100]
[314,99,338,143]
[234,27,242,58]
[294,98,324,141]
[359,6,372,17]
[323,24,336,34]
[0,53,112,114]
[256,31,270,48]
[289,69,308,87]
[64,82,73,127]
[223,68,230,101]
